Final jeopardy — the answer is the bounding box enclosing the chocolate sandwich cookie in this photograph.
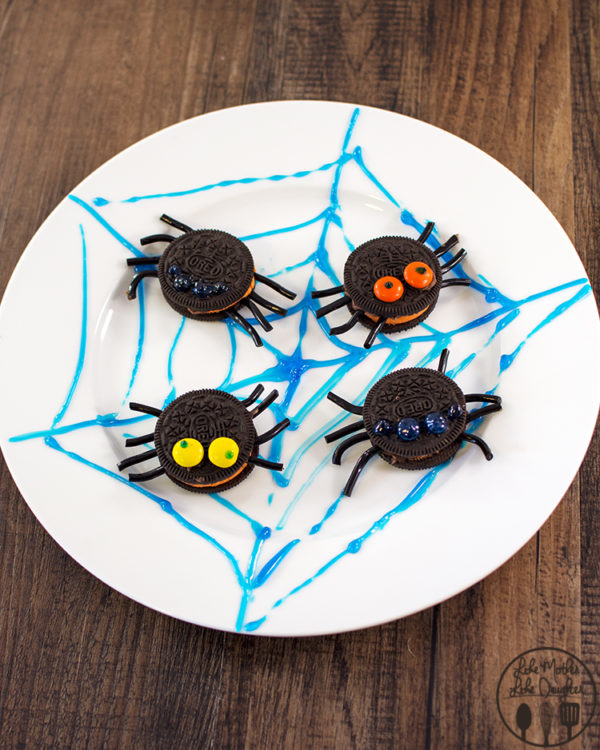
[157,229,254,321]
[117,384,290,493]
[362,367,467,470]
[323,348,502,496]
[312,222,471,348]
[126,214,296,347]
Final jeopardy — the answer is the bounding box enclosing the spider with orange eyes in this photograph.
[117,385,289,492]
[311,222,471,348]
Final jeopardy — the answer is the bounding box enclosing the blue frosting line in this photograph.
[163,317,186,406]
[253,539,300,587]
[52,225,88,427]
[273,467,442,611]
[239,209,330,242]
[10,106,593,633]
[122,284,146,405]
[68,195,143,256]
[44,435,246,587]
[121,160,342,204]
[500,284,591,374]
[10,413,152,442]
[235,525,272,632]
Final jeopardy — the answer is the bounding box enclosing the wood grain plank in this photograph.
[570,0,600,747]
[0,0,597,748]
[212,614,433,750]
[425,1,585,748]
[0,1,257,747]
[281,0,432,111]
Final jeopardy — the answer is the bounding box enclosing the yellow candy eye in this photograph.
[172,438,204,467]
[208,437,239,468]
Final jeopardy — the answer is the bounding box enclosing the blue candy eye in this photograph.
[424,412,448,435]
[397,418,420,441]
[373,419,394,436]
[193,281,217,298]
[447,403,463,420]
[173,273,193,291]
[168,264,182,277]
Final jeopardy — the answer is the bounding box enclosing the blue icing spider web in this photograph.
[10,107,591,633]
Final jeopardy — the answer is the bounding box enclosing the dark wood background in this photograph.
[1,1,598,747]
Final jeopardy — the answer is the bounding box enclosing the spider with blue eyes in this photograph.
[126,214,296,347]
[312,222,471,348]
[117,385,290,492]
[324,349,502,496]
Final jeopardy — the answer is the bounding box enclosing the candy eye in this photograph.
[373,275,404,302]
[172,438,204,467]
[423,412,448,435]
[173,273,193,291]
[404,262,434,288]
[373,419,394,436]
[208,437,239,468]
[397,418,420,441]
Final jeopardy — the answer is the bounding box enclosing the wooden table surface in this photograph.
[1,1,598,747]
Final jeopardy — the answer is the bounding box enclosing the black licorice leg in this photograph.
[466,404,502,422]
[128,466,166,483]
[343,446,381,497]
[461,432,493,460]
[327,391,363,415]
[440,248,467,273]
[240,384,265,407]
[249,291,288,317]
[418,221,435,244]
[249,389,279,418]
[311,284,345,299]
[255,418,291,446]
[441,278,471,288]
[254,272,297,300]
[129,402,162,417]
[364,317,385,349]
[125,432,155,448]
[465,394,502,423]
[118,449,158,471]
[434,234,459,256]
[329,310,361,336]
[437,348,449,374]
[244,298,273,332]
[332,432,370,465]
[324,420,365,444]
[160,214,192,233]
[465,394,502,404]
[227,310,263,347]
[316,295,351,319]
[140,234,174,246]
[127,269,158,299]
[248,456,284,471]
[126,256,161,266]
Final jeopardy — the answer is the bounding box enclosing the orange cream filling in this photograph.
[363,305,430,325]
[186,276,256,315]
[180,461,249,488]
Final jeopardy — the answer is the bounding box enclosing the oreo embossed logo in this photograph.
[496,648,597,745]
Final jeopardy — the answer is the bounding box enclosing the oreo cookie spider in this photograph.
[324,349,501,496]
[117,385,290,492]
[126,214,296,347]
[312,222,471,348]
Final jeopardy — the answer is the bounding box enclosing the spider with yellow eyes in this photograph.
[117,385,289,492]
[312,222,471,348]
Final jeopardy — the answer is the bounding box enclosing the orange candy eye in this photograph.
[404,262,434,288]
[373,276,404,302]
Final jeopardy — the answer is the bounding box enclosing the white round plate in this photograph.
[0,101,598,636]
